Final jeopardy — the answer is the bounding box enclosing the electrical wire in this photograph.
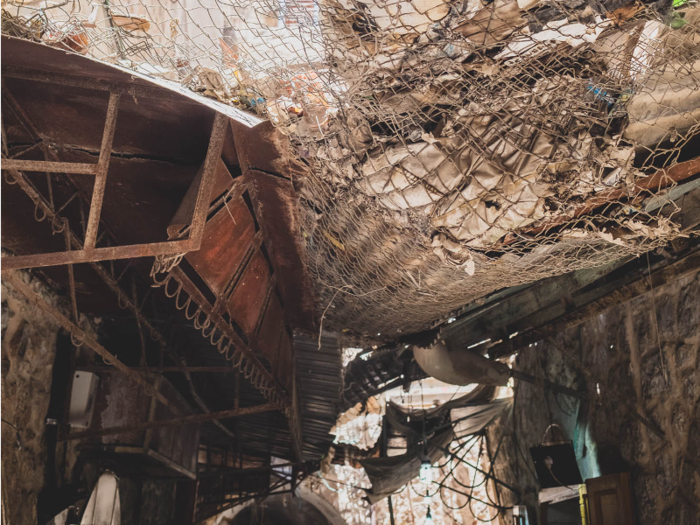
[1,419,22,449]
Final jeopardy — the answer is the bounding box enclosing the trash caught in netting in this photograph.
[4,0,699,339]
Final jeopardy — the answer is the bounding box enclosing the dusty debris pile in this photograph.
[3,0,699,337]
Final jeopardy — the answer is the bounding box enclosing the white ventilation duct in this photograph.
[413,342,511,386]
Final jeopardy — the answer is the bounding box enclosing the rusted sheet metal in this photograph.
[210,168,239,208]
[226,247,272,336]
[3,64,203,105]
[245,170,316,331]
[255,294,285,364]
[1,159,97,174]
[287,385,305,463]
[2,37,262,127]
[294,332,342,460]
[229,120,306,179]
[276,332,294,393]
[230,119,316,330]
[184,193,255,296]
[63,402,276,441]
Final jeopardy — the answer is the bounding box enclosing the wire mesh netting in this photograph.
[4,0,699,338]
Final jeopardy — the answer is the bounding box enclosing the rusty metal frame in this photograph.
[3,156,250,443]
[229,121,307,463]
[3,271,182,414]
[1,72,229,269]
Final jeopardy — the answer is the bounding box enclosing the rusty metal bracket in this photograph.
[83,92,120,250]
[156,266,289,408]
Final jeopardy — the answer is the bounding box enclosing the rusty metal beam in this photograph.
[61,402,277,441]
[188,112,228,248]
[2,65,202,104]
[2,271,181,415]
[83,92,120,250]
[1,159,97,174]
[1,239,194,269]
[79,366,239,373]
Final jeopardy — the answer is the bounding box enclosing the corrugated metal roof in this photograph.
[294,332,342,460]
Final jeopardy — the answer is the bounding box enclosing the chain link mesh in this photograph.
[4,0,699,338]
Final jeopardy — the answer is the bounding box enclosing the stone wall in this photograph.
[487,269,700,524]
[1,273,65,525]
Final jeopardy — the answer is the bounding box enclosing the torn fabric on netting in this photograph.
[4,0,699,339]
[363,386,510,503]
